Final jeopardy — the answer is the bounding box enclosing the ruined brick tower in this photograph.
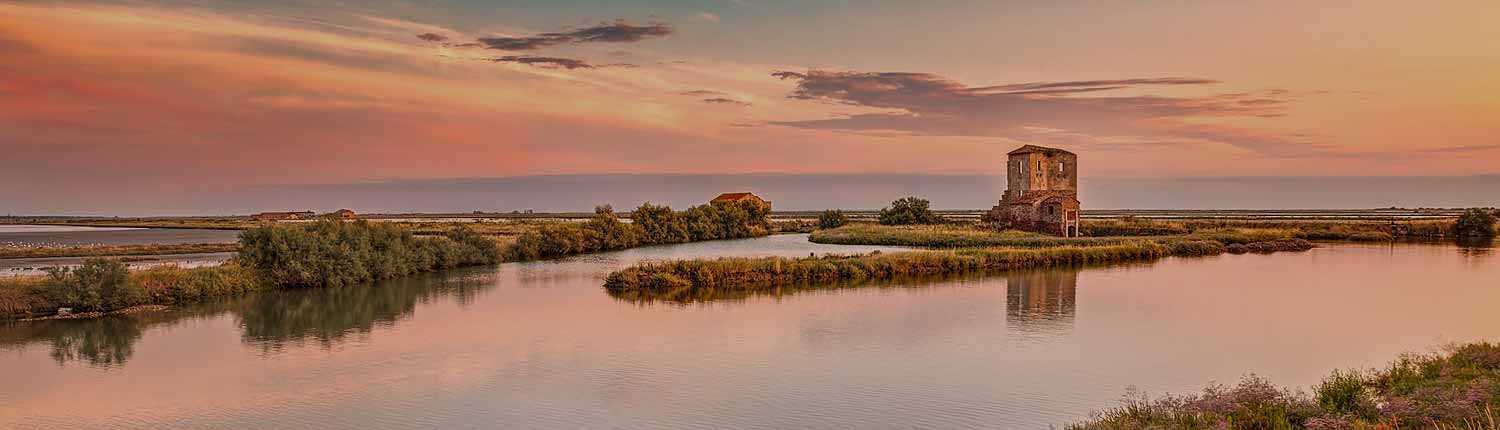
[986,145,1081,236]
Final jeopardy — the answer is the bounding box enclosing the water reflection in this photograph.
[1006,269,1078,338]
[0,268,496,366]
[237,269,494,352]
[605,271,1002,305]
[1455,236,1496,259]
[0,304,228,368]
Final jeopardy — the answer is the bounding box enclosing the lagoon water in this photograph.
[0,225,242,248]
[1,235,1497,429]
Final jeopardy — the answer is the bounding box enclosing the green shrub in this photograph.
[511,201,771,260]
[878,197,944,225]
[238,220,501,288]
[1316,369,1369,414]
[633,203,690,244]
[818,209,848,229]
[1453,208,1498,237]
[42,258,146,312]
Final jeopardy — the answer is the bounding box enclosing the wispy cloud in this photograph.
[463,20,672,51]
[489,55,597,70]
[702,97,750,106]
[1414,144,1500,154]
[770,70,1313,155]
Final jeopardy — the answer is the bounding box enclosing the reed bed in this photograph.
[0,263,269,318]
[816,221,1413,250]
[604,236,1311,294]
[809,224,1139,248]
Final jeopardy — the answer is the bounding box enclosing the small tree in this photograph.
[818,209,848,229]
[43,258,145,312]
[1453,208,1498,237]
[878,197,945,225]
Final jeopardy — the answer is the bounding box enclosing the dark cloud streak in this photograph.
[702,97,750,106]
[771,70,1314,155]
[472,20,671,51]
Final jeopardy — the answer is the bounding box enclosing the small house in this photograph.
[331,209,356,219]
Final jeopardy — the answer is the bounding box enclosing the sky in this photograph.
[1,0,1498,215]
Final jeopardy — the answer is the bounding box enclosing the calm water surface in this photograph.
[1,235,1496,429]
[0,225,242,247]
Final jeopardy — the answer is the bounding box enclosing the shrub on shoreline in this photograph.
[41,258,145,312]
[1453,208,1498,238]
[818,209,848,229]
[878,197,945,225]
[509,200,772,260]
[238,219,501,288]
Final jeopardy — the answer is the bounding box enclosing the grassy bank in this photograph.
[810,224,1140,248]
[811,223,1303,248]
[605,231,1312,295]
[0,243,239,259]
[1070,342,1500,430]
[1082,217,1456,241]
[0,263,270,319]
[2,220,499,319]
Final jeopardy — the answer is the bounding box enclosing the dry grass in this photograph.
[0,276,47,316]
[605,233,1312,297]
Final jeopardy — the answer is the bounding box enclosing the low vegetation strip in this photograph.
[810,224,1139,248]
[507,200,772,260]
[0,243,239,259]
[1069,342,1500,430]
[0,260,269,318]
[810,223,1306,249]
[604,236,1312,295]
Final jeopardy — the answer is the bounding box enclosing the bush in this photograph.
[633,203,690,244]
[1453,208,1497,237]
[818,210,848,229]
[238,220,501,288]
[1316,369,1370,415]
[511,201,771,260]
[878,197,944,225]
[42,258,146,312]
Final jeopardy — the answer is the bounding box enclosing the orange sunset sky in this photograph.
[2,1,1498,214]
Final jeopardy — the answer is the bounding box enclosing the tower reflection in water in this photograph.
[1005,268,1077,340]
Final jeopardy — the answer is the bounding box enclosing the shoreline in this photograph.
[604,234,1315,297]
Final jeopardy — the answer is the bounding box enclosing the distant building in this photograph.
[986,145,1081,237]
[711,192,771,209]
[251,211,315,221]
[331,209,356,219]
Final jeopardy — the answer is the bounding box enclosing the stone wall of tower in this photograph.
[1003,150,1077,203]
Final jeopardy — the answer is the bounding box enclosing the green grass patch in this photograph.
[605,235,1311,297]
